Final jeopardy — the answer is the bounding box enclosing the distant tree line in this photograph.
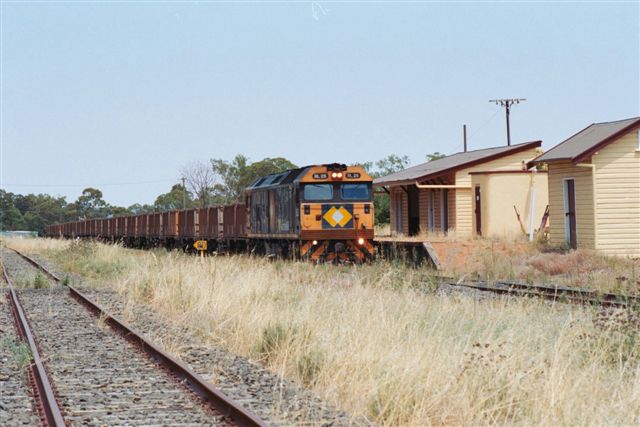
[1,152,446,234]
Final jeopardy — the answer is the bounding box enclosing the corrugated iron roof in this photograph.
[532,117,640,164]
[373,141,541,186]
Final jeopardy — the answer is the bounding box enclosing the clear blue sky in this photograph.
[1,1,638,207]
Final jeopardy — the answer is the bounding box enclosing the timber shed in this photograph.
[529,117,640,257]
[374,141,547,238]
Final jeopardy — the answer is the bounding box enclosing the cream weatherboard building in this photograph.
[374,141,548,239]
[530,117,640,257]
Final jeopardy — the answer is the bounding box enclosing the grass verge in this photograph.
[7,237,640,425]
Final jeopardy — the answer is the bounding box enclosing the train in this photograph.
[45,163,376,262]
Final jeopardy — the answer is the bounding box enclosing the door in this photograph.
[393,191,403,234]
[428,190,435,232]
[474,186,482,236]
[407,186,420,236]
[564,179,577,248]
[441,189,449,233]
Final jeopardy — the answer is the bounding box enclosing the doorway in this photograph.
[474,186,482,236]
[563,179,577,248]
[428,190,435,232]
[393,191,403,235]
[441,189,449,233]
[407,186,420,236]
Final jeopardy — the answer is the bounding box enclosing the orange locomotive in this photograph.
[245,163,375,262]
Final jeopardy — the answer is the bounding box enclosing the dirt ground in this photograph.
[428,238,640,294]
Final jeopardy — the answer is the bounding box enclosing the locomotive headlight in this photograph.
[337,172,343,178]
[331,172,337,178]
[357,237,365,245]
[312,240,318,245]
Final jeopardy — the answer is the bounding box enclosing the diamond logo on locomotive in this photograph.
[322,205,353,228]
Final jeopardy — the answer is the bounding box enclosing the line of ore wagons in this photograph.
[50,204,247,248]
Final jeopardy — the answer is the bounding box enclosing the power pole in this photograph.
[463,124,468,152]
[489,98,526,146]
[181,177,186,209]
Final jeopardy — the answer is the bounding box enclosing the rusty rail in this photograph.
[2,267,66,427]
[442,278,639,308]
[9,248,268,427]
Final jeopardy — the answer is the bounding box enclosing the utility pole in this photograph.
[463,124,468,152]
[489,98,526,146]
[181,177,186,209]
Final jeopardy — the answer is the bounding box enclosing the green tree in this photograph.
[128,203,155,214]
[109,206,131,216]
[75,188,108,219]
[154,184,193,211]
[373,154,410,178]
[0,190,72,234]
[0,190,26,230]
[426,151,446,162]
[360,155,410,225]
[210,155,297,202]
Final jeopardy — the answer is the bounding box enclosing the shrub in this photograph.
[297,349,325,385]
[33,272,48,289]
[253,323,293,362]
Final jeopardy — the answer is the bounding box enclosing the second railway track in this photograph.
[436,277,640,308]
[2,248,266,427]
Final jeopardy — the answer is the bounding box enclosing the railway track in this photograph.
[437,278,640,308]
[2,248,267,427]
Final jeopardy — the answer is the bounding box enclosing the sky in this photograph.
[1,1,639,207]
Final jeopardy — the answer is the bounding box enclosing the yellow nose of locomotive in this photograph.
[299,164,374,262]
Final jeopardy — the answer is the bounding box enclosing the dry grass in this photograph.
[438,237,640,294]
[6,237,640,426]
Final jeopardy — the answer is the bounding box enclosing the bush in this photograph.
[253,323,293,362]
[33,272,48,289]
[297,349,325,385]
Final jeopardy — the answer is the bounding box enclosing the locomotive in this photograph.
[45,163,375,262]
[246,163,374,262]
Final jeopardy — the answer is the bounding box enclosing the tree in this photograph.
[154,184,194,211]
[210,155,297,202]
[359,154,411,225]
[180,161,216,208]
[128,203,155,214]
[109,206,131,217]
[0,190,26,230]
[76,188,108,219]
[372,154,410,178]
[0,190,73,233]
[426,152,446,162]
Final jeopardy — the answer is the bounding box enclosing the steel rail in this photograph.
[494,280,640,307]
[443,279,638,308]
[2,267,66,427]
[9,248,268,427]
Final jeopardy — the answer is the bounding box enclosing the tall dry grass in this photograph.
[7,238,640,425]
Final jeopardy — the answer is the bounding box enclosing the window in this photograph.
[303,184,333,201]
[341,183,370,201]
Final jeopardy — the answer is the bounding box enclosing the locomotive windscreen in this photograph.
[302,183,372,202]
[340,183,370,201]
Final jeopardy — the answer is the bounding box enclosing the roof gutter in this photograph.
[415,182,471,189]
